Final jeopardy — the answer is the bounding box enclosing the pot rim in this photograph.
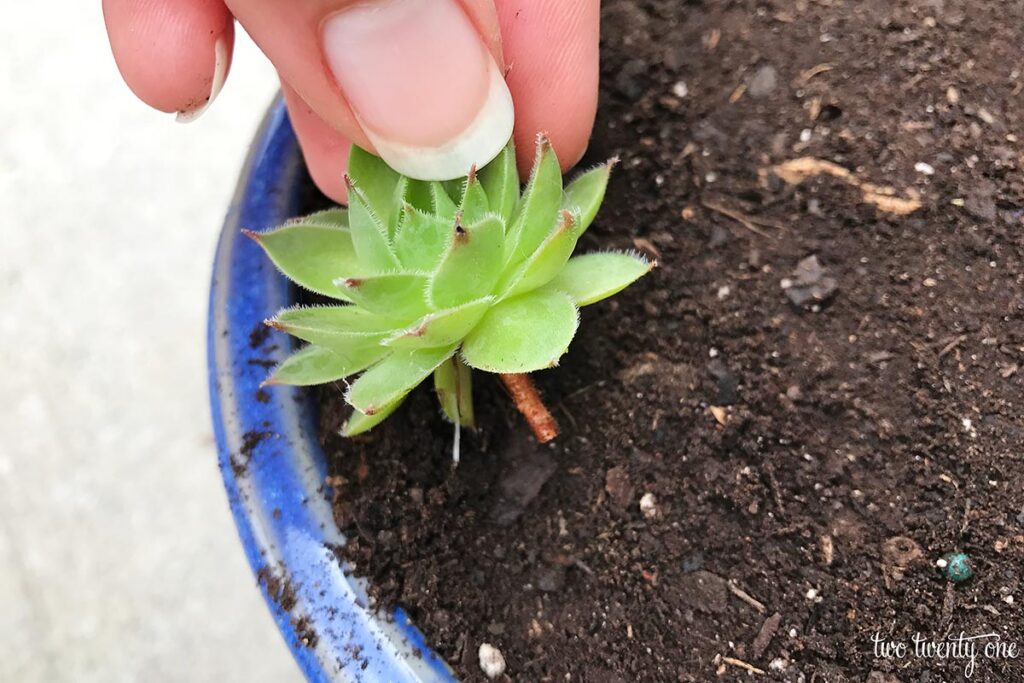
[207,96,457,683]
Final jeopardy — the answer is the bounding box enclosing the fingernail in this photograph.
[177,35,229,123]
[322,0,514,180]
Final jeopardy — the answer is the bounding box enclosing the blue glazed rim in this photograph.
[207,97,458,683]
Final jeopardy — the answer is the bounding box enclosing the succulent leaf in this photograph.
[383,297,494,350]
[250,141,649,438]
[243,219,357,300]
[393,206,453,271]
[458,167,490,224]
[505,135,563,265]
[268,306,401,353]
[347,345,457,415]
[332,272,430,317]
[461,290,579,373]
[429,215,504,309]
[561,159,615,233]
[434,355,475,427]
[478,143,518,224]
[348,145,403,231]
[441,179,464,206]
[397,177,434,216]
[343,394,407,436]
[345,178,400,271]
[298,208,350,229]
[501,209,582,298]
[543,252,655,307]
[430,181,458,219]
[267,343,389,386]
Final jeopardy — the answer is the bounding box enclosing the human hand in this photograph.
[103,0,600,201]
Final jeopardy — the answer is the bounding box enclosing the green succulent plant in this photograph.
[245,135,653,444]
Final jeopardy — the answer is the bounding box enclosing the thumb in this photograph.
[227,0,514,181]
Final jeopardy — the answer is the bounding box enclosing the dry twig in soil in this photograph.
[728,581,766,613]
[722,656,766,675]
[701,199,781,239]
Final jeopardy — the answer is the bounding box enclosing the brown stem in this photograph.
[500,373,559,443]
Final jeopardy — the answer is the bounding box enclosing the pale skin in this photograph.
[103,0,601,202]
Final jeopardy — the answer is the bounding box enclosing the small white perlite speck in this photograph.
[479,643,507,679]
[639,493,658,519]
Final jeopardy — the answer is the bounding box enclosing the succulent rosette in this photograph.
[246,135,652,438]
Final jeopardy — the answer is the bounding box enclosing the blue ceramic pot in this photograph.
[208,98,457,682]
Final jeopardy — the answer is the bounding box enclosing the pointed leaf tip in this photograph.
[342,395,406,436]
[241,228,261,243]
[478,141,518,224]
[559,208,575,229]
[506,138,563,265]
[248,217,358,300]
[535,131,551,152]
[458,164,490,224]
[561,160,613,235]
[501,207,583,297]
[383,297,493,350]
[541,251,653,307]
[331,272,430,317]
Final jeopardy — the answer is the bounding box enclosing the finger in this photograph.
[281,82,352,204]
[225,0,513,180]
[460,0,506,65]
[103,0,235,121]
[495,0,600,174]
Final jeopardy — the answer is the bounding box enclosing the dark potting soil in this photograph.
[310,1,1024,680]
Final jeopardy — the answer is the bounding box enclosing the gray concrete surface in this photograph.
[1,5,303,682]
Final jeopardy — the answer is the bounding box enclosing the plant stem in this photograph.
[500,373,558,443]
